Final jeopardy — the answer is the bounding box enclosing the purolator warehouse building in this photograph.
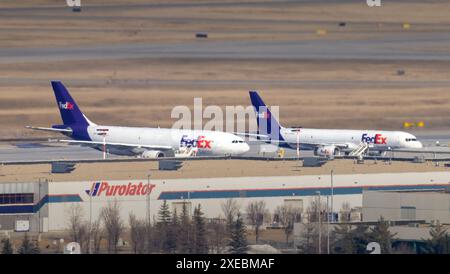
[0,159,449,232]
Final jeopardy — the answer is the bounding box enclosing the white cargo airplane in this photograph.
[26,81,249,158]
[247,91,423,157]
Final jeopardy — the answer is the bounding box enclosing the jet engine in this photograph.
[367,150,387,157]
[141,150,165,158]
[314,145,339,157]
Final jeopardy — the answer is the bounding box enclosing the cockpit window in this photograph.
[405,138,417,142]
[232,140,244,143]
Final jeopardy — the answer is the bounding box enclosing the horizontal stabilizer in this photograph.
[25,126,72,133]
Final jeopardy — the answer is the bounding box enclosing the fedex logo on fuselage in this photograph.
[86,181,156,197]
[59,101,74,110]
[361,133,387,145]
[180,135,212,149]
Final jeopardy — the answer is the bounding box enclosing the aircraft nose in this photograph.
[242,142,250,153]
[416,141,423,149]
[234,142,250,155]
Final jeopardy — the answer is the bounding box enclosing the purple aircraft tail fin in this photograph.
[52,81,89,126]
[51,81,92,140]
[249,91,285,141]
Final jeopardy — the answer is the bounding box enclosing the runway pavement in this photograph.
[2,31,450,64]
[2,1,450,64]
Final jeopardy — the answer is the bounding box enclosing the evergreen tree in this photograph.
[167,209,179,253]
[424,221,449,254]
[193,204,208,254]
[157,200,172,253]
[333,223,354,254]
[369,217,397,254]
[17,234,40,254]
[333,224,371,254]
[351,225,371,254]
[158,200,171,225]
[1,238,13,254]
[225,213,234,239]
[229,213,248,254]
[178,202,192,254]
[208,220,228,254]
[297,223,317,254]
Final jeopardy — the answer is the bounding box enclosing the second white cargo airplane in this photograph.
[27,81,249,158]
[247,91,423,156]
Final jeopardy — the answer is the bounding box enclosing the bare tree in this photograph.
[67,204,84,242]
[66,204,89,252]
[246,201,269,243]
[297,222,316,254]
[221,199,240,236]
[306,198,327,223]
[129,213,147,254]
[90,217,104,254]
[304,198,332,253]
[275,205,302,244]
[66,204,103,254]
[221,199,240,220]
[340,202,352,222]
[100,201,124,254]
[78,222,91,253]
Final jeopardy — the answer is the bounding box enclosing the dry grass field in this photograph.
[1,0,450,139]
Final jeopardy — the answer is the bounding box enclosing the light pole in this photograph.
[316,191,321,254]
[37,177,47,234]
[146,174,151,254]
[89,185,92,254]
[328,169,334,254]
[331,169,334,223]
[146,174,151,224]
[327,195,330,254]
[38,179,41,234]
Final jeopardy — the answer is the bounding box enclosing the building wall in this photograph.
[2,171,450,232]
[363,190,450,223]
[0,182,46,232]
[44,172,450,231]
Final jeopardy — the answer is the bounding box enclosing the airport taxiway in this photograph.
[2,31,450,64]
[1,131,450,163]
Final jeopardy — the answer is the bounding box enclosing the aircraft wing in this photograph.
[234,132,269,139]
[245,137,350,148]
[26,126,72,133]
[58,139,173,151]
[298,142,351,148]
